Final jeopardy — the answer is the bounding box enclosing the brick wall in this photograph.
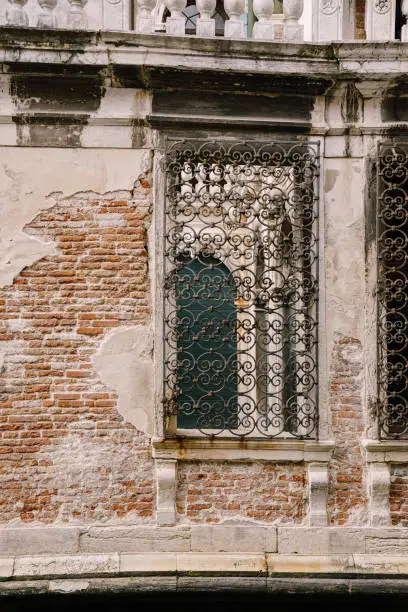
[328,337,367,525]
[390,466,408,526]
[176,462,307,524]
[0,190,154,524]
[0,177,391,528]
[355,0,366,39]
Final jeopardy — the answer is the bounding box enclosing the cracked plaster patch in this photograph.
[93,325,154,436]
[0,147,150,287]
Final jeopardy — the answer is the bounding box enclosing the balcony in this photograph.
[1,1,408,43]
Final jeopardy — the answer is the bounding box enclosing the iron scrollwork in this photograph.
[378,143,408,438]
[163,139,319,439]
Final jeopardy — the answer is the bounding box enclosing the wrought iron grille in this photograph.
[378,143,408,439]
[163,139,319,439]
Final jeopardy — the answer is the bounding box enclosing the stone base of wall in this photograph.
[4,525,408,595]
[3,549,408,597]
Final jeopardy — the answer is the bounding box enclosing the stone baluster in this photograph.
[67,0,88,29]
[37,0,58,28]
[224,0,245,39]
[312,0,355,42]
[283,0,304,41]
[164,0,188,36]
[365,0,395,41]
[6,0,29,26]
[401,0,408,41]
[252,0,275,40]
[196,0,216,37]
[135,0,156,33]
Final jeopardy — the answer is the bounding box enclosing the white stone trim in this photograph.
[365,0,396,41]
[367,461,391,527]
[312,0,355,42]
[308,462,329,526]
[362,442,408,526]
[156,459,177,526]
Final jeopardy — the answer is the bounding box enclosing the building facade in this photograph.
[2,0,408,599]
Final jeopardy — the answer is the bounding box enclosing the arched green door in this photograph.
[175,256,238,431]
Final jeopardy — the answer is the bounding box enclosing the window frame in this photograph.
[158,137,322,442]
[376,141,408,440]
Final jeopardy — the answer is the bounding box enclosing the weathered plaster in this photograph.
[0,147,150,287]
[81,89,152,149]
[93,324,154,436]
[324,158,365,345]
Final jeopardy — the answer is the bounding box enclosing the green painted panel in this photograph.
[175,256,238,430]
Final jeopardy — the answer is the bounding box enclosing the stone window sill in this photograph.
[362,439,408,463]
[152,438,335,463]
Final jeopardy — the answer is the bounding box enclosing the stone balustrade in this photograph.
[3,0,131,30]
[1,0,408,44]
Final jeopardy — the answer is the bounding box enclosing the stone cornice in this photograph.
[0,27,406,88]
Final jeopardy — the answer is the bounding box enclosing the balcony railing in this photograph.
[1,0,408,43]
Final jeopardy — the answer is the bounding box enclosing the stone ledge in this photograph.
[3,553,408,583]
[4,526,408,557]
[176,553,267,576]
[7,575,408,597]
[13,554,120,580]
[267,554,354,574]
[152,438,335,462]
[362,439,408,463]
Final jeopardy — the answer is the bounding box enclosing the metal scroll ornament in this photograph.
[377,144,408,438]
[163,139,319,439]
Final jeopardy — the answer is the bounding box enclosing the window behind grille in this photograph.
[175,255,238,430]
[163,139,319,439]
[377,143,408,438]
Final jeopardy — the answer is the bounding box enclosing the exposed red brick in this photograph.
[176,462,307,524]
[328,337,367,525]
[0,193,154,524]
